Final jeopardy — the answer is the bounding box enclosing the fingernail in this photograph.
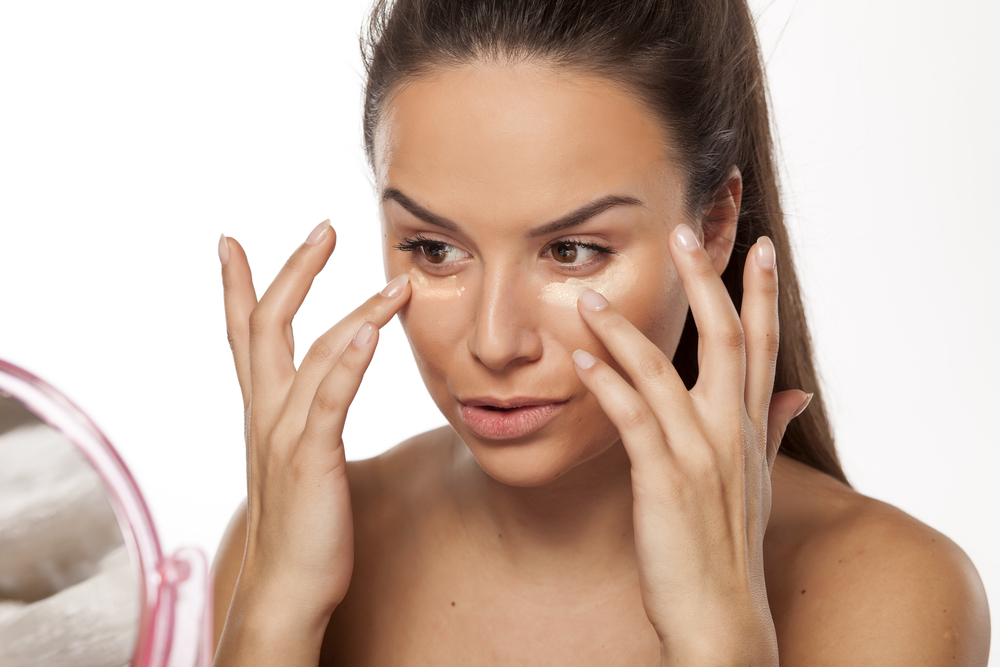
[218,234,229,266]
[573,349,597,370]
[674,223,701,251]
[380,274,409,297]
[352,321,375,348]
[579,288,609,312]
[792,392,814,419]
[305,219,331,245]
[756,236,776,270]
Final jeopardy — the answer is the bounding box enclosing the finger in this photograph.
[766,390,812,469]
[669,223,745,402]
[298,320,380,460]
[220,235,259,408]
[741,236,780,424]
[285,274,411,420]
[571,348,673,474]
[575,289,689,412]
[248,220,336,408]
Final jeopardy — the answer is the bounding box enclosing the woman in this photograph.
[211,0,990,664]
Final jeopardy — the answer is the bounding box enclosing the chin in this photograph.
[455,420,621,488]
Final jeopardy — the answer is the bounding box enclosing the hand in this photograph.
[216,221,411,661]
[571,223,809,666]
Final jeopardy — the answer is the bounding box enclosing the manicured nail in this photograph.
[218,234,229,266]
[792,392,814,419]
[579,288,609,312]
[572,349,597,370]
[305,219,330,245]
[756,236,776,270]
[674,223,701,251]
[380,274,409,297]
[352,321,376,348]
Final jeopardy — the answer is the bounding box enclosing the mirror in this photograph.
[0,360,212,667]
[0,395,137,666]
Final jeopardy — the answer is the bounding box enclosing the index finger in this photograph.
[574,288,690,413]
[247,220,337,410]
[284,274,411,421]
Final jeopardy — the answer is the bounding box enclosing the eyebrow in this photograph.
[381,188,643,237]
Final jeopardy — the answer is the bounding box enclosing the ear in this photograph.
[701,166,742,276]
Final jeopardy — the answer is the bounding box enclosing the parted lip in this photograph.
[460,396,566,409]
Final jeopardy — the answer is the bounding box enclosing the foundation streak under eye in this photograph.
[539,254,639,308]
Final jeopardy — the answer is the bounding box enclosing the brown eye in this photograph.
[421,243,448,264]
[552,242,578,263]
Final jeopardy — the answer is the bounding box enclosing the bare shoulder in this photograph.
[211,496,247,652]
[321,426,460,661]
[766,456,991,666]
[344,424,459,521]
[343,425,459,574]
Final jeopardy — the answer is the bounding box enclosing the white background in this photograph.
[1,0,996,658]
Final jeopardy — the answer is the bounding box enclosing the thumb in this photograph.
[766,390,813,468]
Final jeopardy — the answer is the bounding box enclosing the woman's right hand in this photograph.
[214,220,411,665]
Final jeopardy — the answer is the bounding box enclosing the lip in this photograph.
[458,397,565,440]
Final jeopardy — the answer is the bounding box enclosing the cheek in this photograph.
[537,255,688,356]
[621,269,688,356]
[398,268,475,378]
[537,255,639,308]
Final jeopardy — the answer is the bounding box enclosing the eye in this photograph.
[394,236,470,265]
[420,241,454,264]
[546,240,614,266]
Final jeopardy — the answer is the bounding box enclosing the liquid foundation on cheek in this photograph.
[538,255,638,308]
[408,268,466,299]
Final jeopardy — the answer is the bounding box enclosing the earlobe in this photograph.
[701,167,742,276]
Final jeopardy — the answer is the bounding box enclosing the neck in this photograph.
[455,435,637,579]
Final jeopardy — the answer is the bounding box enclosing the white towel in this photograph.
[0,423,138,666]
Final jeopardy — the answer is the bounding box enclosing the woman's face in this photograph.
[375,61,712,487]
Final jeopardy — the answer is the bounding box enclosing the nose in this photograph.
[468,268,543,370]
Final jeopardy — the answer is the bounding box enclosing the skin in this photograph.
[211,62,990,666]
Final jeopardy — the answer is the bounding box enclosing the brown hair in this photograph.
[361,0,848,484]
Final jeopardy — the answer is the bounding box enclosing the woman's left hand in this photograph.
[572,223,809,666]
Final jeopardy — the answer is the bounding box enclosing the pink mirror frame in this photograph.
[0,360,213,667]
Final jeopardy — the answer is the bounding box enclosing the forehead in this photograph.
[374,61,684,223]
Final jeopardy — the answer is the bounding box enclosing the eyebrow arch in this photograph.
[381,188,460,232]
[381,188,643,237]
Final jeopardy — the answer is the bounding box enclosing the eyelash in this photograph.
[393,234,442,254]
[393,235,616,269]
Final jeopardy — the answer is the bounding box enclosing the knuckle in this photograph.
[306,336,340,368]
[688,445,721,479]
[311,386,343,416]
[762,278,779,298]
[620,401,651,430]
[696,259,718,277]
[685,256,718,281]
[337,344,368,374]
[636,353,672,382]
[758,330,780,355]
[247,307,270,338]
[713,325,745,351]
[286,451,312,482]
